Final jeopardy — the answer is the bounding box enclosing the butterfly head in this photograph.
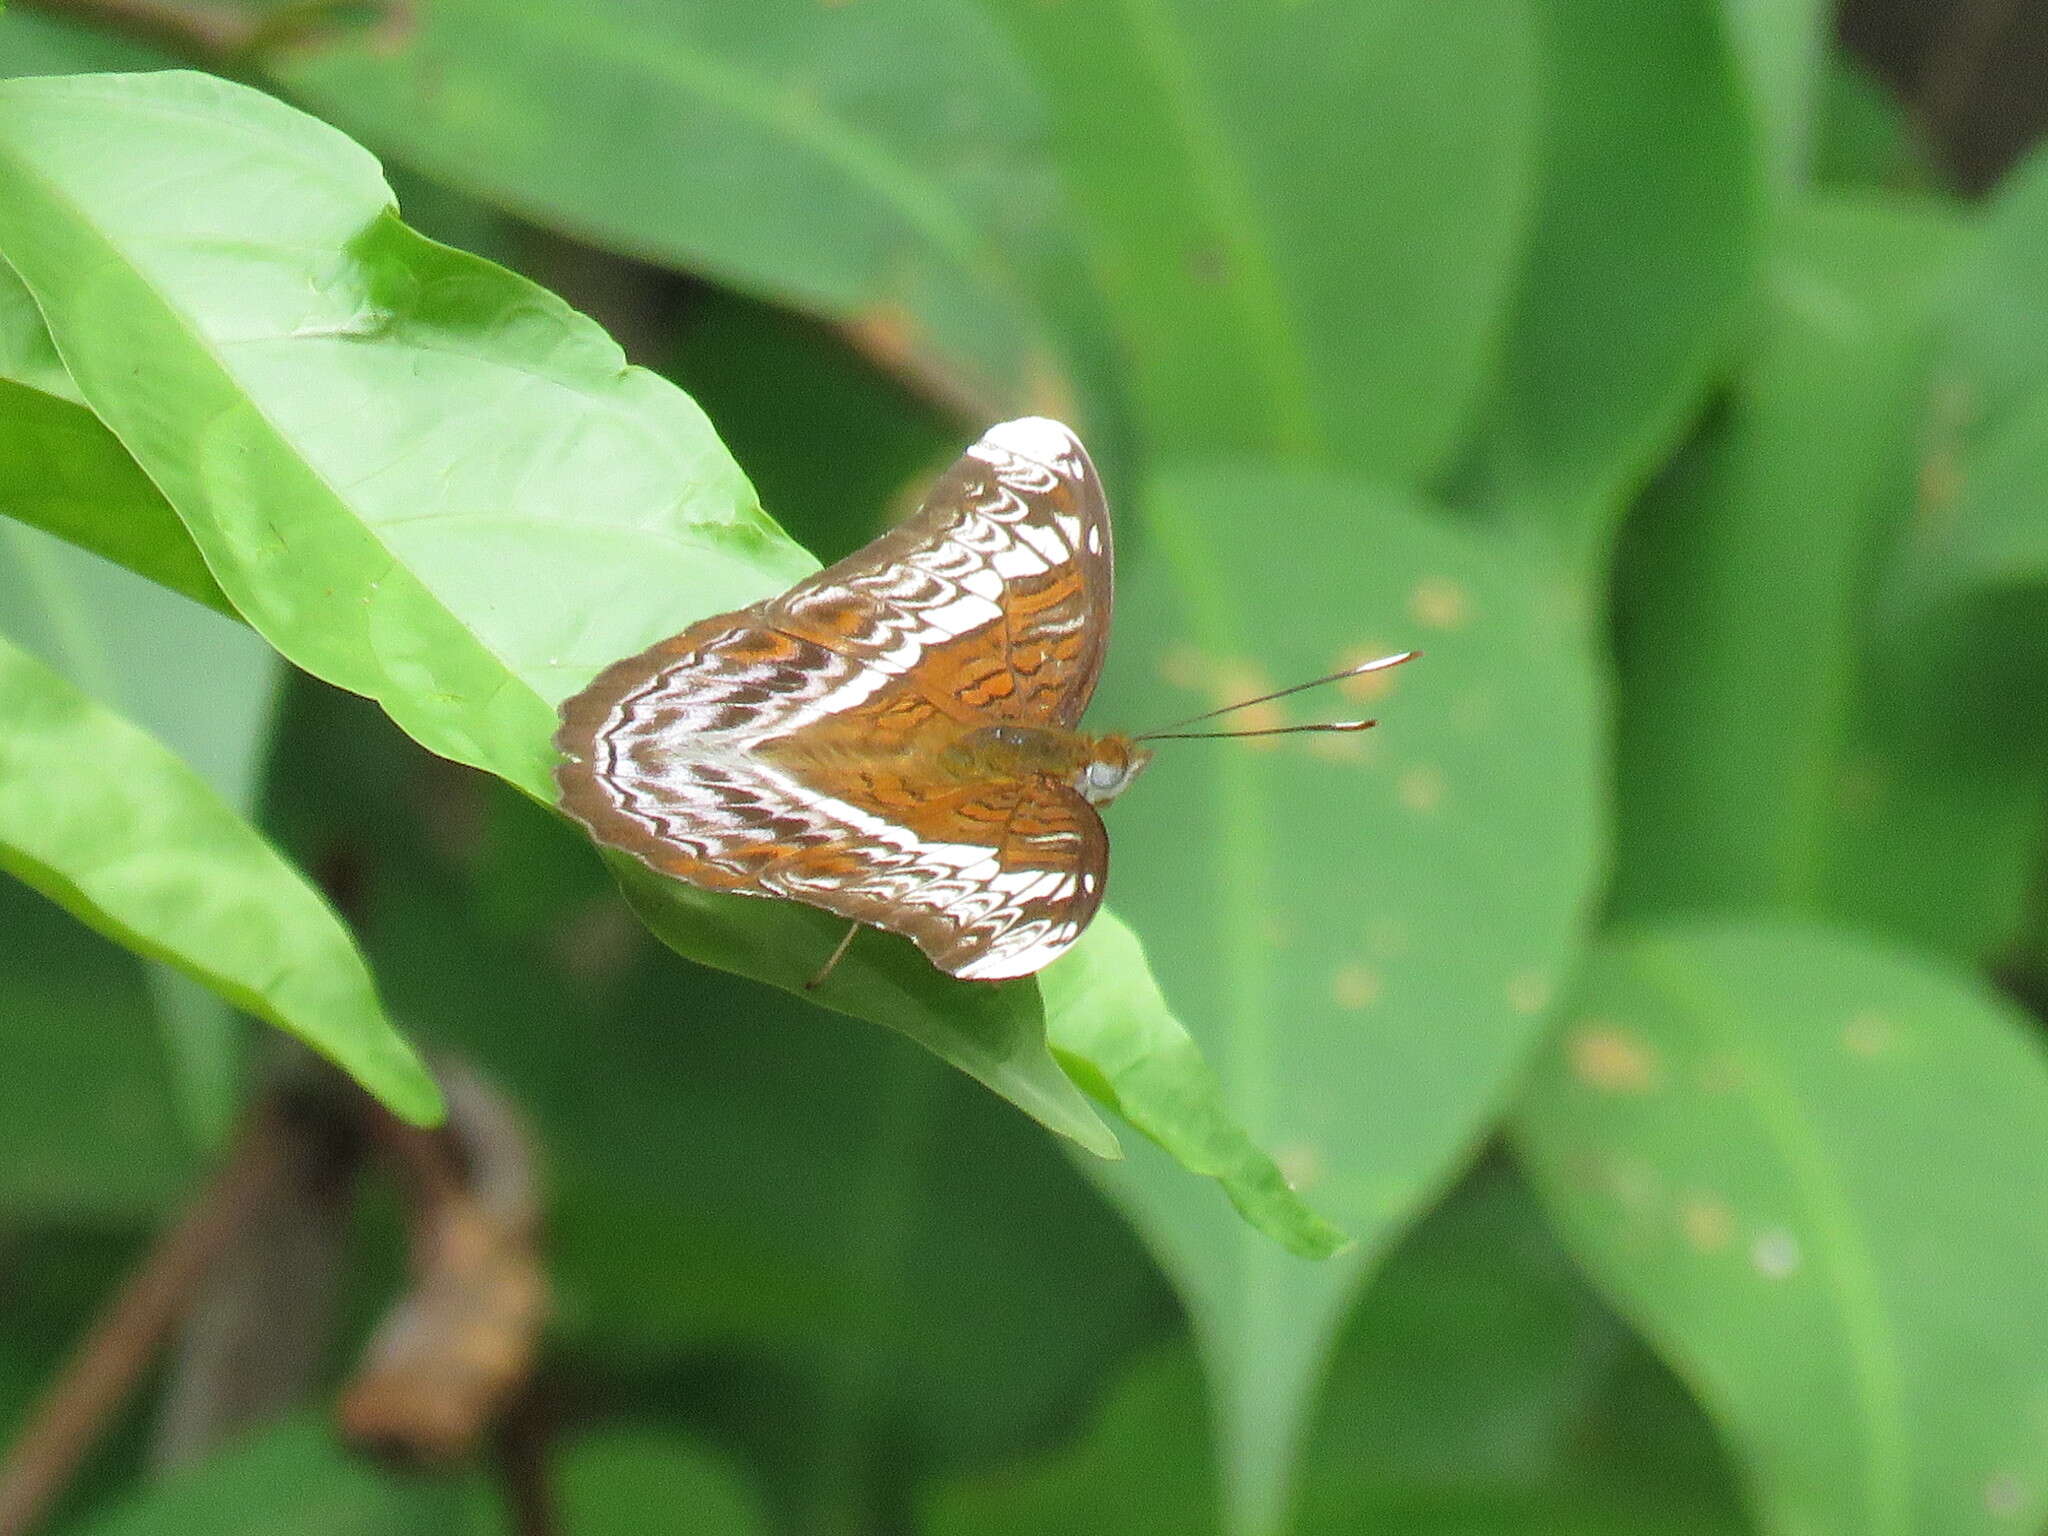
[1075,734,1151,805]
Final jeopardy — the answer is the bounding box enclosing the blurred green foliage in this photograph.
[1,4,2046,1536]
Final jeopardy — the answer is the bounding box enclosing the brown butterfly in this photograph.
[555,418,1412,984]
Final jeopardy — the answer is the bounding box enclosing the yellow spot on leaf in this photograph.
[1158,642,1207,692]
[1983,1472,2026,1518]
[1841,1012,1896,1057]
[1680,1195,1735,1254]
[1307,730,1372,763]
[1397,765,1444,813]
[1332,963,1381,1010]
[1276,1143,1321,1191]
[1567,1022,1661,1094]
[1506,972,1552,1016]
[1368,917,1410,958]
[1409,575,1470,629]
[1212,659,1284,750]
[1751,1228,1801,1279]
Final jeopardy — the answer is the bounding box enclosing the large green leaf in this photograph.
[0,631,438,1122]
[1609,196,2036,961]
[984,0,1538,481]
[925,1169,1748,1536]
[269,0,1066,418]
[1470,0,1760,566]
[1075,464,1602,1532]
[1515,920,2048,1536]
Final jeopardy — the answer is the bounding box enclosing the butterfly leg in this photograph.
[804,921,863,990]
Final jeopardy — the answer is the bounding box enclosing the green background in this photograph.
[1,4,2045,1534]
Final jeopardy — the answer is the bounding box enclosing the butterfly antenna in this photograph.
[1134,650,1418,741]
[1140,720,1378,741]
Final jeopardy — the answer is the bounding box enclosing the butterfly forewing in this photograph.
[554,418,1114,981]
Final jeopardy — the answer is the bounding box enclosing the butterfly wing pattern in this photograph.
[554,418,1116,980]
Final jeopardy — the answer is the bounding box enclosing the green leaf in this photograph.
[1470,0,1761,564]
[0,261,229,615]
[1812,53,1934,192]
[1514,919,2048,1536]
[270,0,1065,417]
[0,71,1127,1155]
[541,1430,772,1536]
[0,631,440,1124]
[1081,464,1604,1532]
[0,70,787,792]
[1609,196,2037,960]
[1718,0,1830,190]
[1042,913,1346,1259]
[74,1414,478,1536]
[984,0,1539,480]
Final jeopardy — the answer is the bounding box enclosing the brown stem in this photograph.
[492,1388,558,1536]
[15,0,262,65]
[15,0,399,70]
[0,1111,288,1536]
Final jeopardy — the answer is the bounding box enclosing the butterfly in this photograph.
[555,418,1412,984]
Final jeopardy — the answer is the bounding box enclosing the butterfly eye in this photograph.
[1086,761,1122,792]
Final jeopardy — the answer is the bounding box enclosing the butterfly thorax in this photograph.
[939,725,1151,806]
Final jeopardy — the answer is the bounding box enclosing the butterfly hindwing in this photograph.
[554,418,1114,980]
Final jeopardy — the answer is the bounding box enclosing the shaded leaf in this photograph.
[1471,0,1761,565]
[1812,52,1935,191]
[1877,142,2048,763]
[925,1168,1749,1536]
[544,1429,772,1536]
[1081,464,1603,1531]
[985,0,1538,480]
[271,0,1065,416]
[1,525,278,1142]
[0,631,439,1123]
[1515,919,2048,1536]
[0,879,193,1219]
[1609,197,2036,961]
